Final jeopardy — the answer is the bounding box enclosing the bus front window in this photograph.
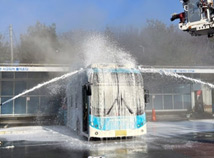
[90,71,145,117]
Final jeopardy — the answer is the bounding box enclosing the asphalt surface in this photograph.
[0,120,214,158]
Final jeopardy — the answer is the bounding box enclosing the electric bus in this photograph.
[66,64,149,140]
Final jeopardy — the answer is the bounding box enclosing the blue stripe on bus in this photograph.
[92,68,141,74]
[89,113,146,130]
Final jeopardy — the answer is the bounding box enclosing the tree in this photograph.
[0,34,10,63]
[19,22,59,64]
[109,19,214,66]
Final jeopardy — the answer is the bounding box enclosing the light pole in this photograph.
[9,25,14,64]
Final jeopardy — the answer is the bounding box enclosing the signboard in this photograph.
[0,66,70,72]
[1,66,214,74]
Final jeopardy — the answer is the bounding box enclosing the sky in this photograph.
[0,0,183,37]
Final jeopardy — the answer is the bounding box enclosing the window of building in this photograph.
[15,72,27,79]
[153,95,163,110]
[1,81,13,95]
[2,72,14,79]
[174,95,183,109]
[146,95,153,110]
[183,95,191,110]
[15,81,27,95]
[27,97,39,114]
[1,97,13,114]
[164,95,173,109]
[14,97,26,114]
[28,72,41,78]
[27,80,41,95]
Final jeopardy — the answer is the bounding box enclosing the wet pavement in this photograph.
[0,120,214,158]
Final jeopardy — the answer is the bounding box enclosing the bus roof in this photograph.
[88,63,136,69]
[91,68,140,74]
[86,64,140,74]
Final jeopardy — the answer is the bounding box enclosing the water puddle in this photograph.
[180,132,214,143]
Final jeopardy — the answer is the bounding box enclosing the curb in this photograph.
[0,130,33,135]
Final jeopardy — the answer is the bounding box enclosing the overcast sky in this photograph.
[0,0,183,36]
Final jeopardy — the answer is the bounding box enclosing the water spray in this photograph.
[139,67,214,88]
[2,68,83,105]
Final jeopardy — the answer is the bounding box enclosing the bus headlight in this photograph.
[95,131,98,135]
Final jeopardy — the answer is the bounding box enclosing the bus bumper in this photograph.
[89,124,147,138]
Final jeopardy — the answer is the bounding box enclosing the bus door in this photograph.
[82,84,91,134]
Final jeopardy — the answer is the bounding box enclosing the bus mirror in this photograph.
[144,89,150,104]
[85,84,92,96]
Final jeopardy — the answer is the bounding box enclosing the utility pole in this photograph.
[9,24,14,64]
[140,45,145,53]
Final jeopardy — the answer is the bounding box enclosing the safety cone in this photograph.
[152,108,157,121]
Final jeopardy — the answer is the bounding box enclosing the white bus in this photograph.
[66,64,149,140]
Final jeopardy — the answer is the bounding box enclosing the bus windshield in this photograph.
[90,70,145,117]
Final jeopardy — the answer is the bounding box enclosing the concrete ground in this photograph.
[0,120,214,158]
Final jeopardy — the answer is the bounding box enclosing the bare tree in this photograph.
[18,22,59,64]
[0,34,10,63]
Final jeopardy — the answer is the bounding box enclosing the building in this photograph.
[141,66,214,119]
[0,65,213,124]
[0,64,69,124]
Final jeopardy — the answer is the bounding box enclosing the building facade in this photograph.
[0,65,213,121]
[0,65,69,117]
[142,66,214,115]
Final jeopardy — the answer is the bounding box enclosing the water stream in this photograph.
[139,67,214,88]
[1,68,83,105]
[2,66,214,106]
